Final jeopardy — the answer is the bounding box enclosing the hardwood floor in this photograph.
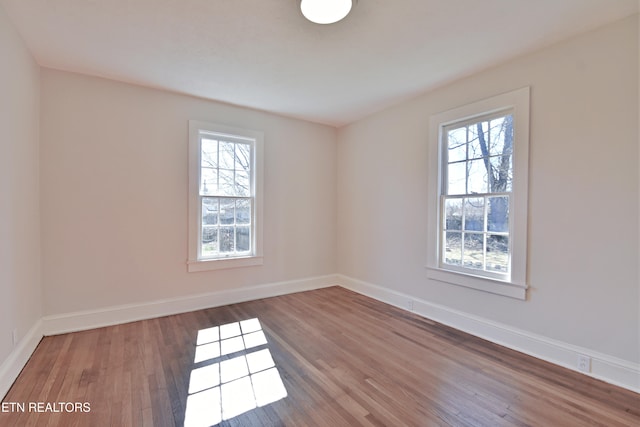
[1,287,639,426]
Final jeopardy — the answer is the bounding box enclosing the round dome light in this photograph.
[300,0,354,25]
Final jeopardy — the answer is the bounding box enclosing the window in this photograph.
[188,121,263,272]
[427,88,529,299]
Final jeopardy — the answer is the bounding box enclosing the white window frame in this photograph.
[188,121,264,272]
[426,87,530,299]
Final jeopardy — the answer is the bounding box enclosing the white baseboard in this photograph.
[7,274,638,400]
[337,274,640,394]
[43,274,339,336]
[0,319,43,400]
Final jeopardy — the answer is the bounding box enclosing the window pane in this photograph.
[219,169,236,196]
[487,196,509,232]
[447,162,467,195]
[444,231,462,266]
[444,198,462,230]
[468,124,478,155]
[220,227,234,252]
[467,122,488,160]
[219,141,235,169]
[236,226,250,252]
[202,227,218,256]
[201,168,217,195]
[220,199,235,224]
[488,116,513,157]
[447,127,467,162]
[235,143,251,171]
[464,198,484,231]
[467,159,488,194]
[201,138,218,168]
[489,155,512,192]
[236,199,251,224]
[487,234,509,272]
[235,170,250,197]
[463,233,484,270]
[202,198,219,225]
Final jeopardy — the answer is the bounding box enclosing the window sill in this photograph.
[188,256,263,272]
[426,266,527,300]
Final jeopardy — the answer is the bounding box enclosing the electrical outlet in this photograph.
[577,354,591,373]
[11,329,18,346]
[405,299,414,311]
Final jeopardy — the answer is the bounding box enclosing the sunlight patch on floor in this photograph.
[184,318,287,427]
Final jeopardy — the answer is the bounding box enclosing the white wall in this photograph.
[40,70,337,316]
[337,15,639,364]
[0,3,42,378]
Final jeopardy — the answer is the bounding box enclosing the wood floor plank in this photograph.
[1,287,639,426]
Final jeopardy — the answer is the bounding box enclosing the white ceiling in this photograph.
[2,0,638,127]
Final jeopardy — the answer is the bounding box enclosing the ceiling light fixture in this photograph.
[300,0,355,25]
